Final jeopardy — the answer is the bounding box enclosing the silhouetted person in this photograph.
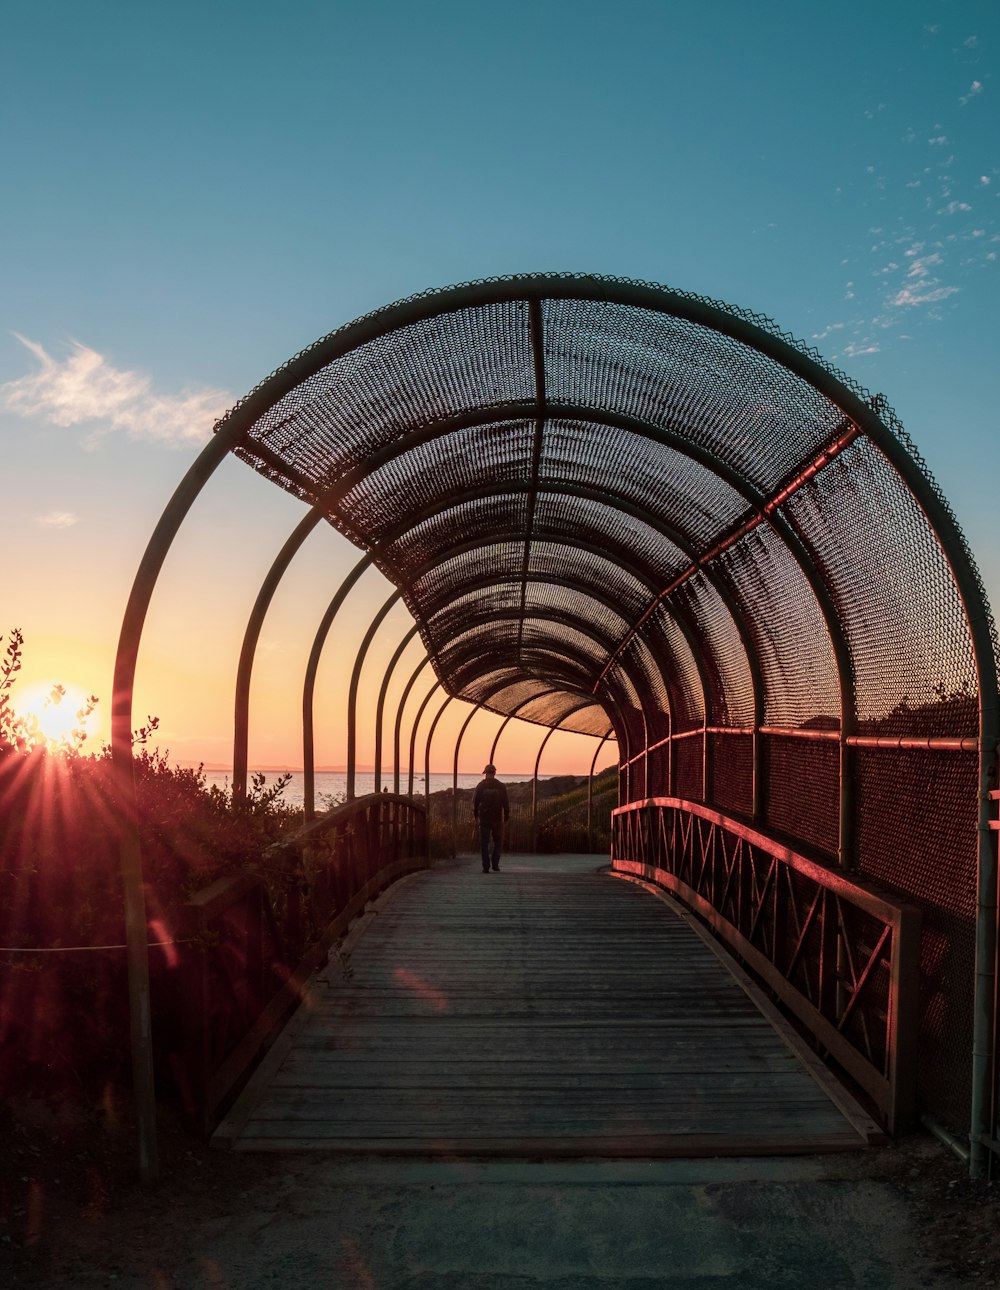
[473,763,509,873]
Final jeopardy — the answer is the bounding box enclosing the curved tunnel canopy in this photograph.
[110,273,1000,1177]
[216,273,995,785]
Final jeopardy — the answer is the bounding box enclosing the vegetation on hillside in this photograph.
[427,766,618,856]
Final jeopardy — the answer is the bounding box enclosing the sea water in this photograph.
[201,770,547,809]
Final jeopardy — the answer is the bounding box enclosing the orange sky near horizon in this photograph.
[8,447,618,781]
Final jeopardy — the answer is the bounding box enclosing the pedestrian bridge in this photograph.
[113,274,999,1179]
[215,855,881,1156]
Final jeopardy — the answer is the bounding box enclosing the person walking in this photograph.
[473,763,509,873]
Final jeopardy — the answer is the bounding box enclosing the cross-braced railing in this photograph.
[612,798,920,1134]
[170,793,427,1132]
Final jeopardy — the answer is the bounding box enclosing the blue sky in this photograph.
[2,1,997,772]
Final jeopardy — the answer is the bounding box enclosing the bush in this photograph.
[0,629,297,1101]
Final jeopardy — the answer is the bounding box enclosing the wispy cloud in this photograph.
[892,284,960,307]
[0,336,232,448]
[35,511,79,529]
[959,81,983,106]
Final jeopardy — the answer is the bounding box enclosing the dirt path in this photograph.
[4,1105,997,1289]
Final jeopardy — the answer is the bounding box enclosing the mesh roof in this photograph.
[218,273,997,749]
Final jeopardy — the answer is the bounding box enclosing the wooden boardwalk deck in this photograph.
[215,855,881,1156]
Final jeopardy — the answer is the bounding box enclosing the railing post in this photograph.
[233,509,322,801]
[424,693,454,858]
[346,589,404,800]
[817,889,840,1021]
[587,730,613,853]
[112,429,235,1181]
[301,551,375,820]
[452,703,484,858]
[393,655,432,796]
[374,624,421,793]
[407,681,443,799]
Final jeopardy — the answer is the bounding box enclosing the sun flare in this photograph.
[16,681,96,750]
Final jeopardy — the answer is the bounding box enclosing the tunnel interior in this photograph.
[205,273,998,1130]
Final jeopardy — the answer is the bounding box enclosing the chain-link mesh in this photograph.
[712,733,754,816]
[673,736,704,801]
[221,273,997,1133]
[855,746,980,1126]
[765,735,840,856]
[784,437,978,735]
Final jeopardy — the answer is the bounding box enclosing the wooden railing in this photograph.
[612,797,920,1134]
[170,793,427,1131]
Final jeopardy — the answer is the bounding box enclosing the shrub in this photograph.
[0,629,297,1101]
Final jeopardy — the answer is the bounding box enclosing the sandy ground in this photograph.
[3,1100,998,1289]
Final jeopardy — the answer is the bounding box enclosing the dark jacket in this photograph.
[473,776,509,823]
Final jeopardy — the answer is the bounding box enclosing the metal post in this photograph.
[233,509,322,801]
[587,730,613,853]
[531,701,594,853]
[971,742,1000,1176]
[424,692,454,800]
[393,655,432,795]
[423,694,454,853]
[374,624,421,793]
[112,429,234,1182]
[452,702,485,857]
[301,551,375,819]
[346,589,403,800]
[408,681,443,799]
[489,714,514,766]
[532,726,558,854]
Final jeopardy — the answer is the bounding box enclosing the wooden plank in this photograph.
[216,853,876,1157]
[610,873,887,1144]
[232,1133,861,1157]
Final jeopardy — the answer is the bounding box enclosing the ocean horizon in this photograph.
[200,769,562,810]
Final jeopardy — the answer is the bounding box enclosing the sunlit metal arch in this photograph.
[233,507,324,799]
[316,398,835,701]
[438,626,641,740]
[214,274,996,837]
[456,645,634,776]
[422,692,454,805]
[345,589,403,800]
[236,489,736,817]
[428,584,681,719]
[392,654,433,796]
[232,473,762,817]
[385,475,790,728]
[436,604,666,802]
[406,680,443,799]
[374,623,423,794]
[247,483,773,821]
[292,477,749,771]
[113,273,1000,1181]
[301,549,375,816]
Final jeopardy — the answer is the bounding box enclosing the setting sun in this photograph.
[16,680,98,750]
